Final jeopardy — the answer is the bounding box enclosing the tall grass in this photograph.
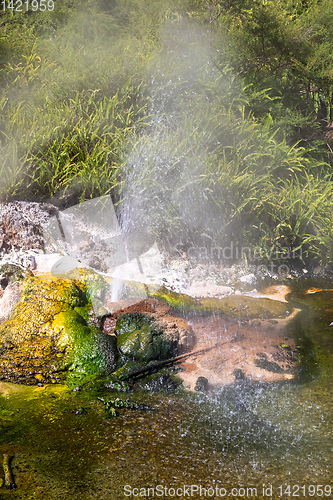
[24,85,148,204]
[0,4,332,269]
[117,84,333,268]
[0,80,148,204]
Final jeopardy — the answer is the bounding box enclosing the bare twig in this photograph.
[119,340,231,381]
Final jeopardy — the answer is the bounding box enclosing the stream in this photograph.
[0,278,332,499]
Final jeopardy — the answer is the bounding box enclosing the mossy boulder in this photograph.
[146,285,200,311]
[198,295,292,319]
[115,312,176,364]
[0,275,118,386]
[68,267,112,317]
[146,285,292,319]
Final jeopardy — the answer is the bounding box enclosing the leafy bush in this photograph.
[1,0,333,269]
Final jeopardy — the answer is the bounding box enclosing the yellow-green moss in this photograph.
[198,296,292,319]
[0,276,86,343]
[0,275,117,386]
[143,284,292,319]
[146,285,200,311]
[68,269,291,321]
[115,312,175,363]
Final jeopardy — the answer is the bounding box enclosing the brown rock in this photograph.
[177,310,300,390]
[102,298,196,355]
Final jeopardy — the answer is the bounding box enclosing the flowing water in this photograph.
[1,19,332,499]
[0,280,332,499]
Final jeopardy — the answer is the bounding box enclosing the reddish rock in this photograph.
[177,311,300,390]
[101,298,196,355]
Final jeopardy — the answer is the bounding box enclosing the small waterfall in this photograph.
[109,276,123,304]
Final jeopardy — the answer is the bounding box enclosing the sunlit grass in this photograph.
[0,2,332,268]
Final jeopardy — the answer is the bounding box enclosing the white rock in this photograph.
[34,253,64,274]
[186,283,233,299]
[46,255,88,275]
[239,273,256,285]
[0,282,22,324]
[34,253,89,275]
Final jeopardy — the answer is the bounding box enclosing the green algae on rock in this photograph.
[146,285,292,319]
[67,270,292,322]
[198,295,292,319]
[115,312,176,364]
[146,285,200,311]
[289,289,333,315]
[68,267,112,317]
[0,275,118,386]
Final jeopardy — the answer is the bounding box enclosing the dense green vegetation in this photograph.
[1,0,333,269]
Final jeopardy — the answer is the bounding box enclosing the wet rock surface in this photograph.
[177,309,300,390]
[0,201,308,391]
[101,288,300,390]
[102,298,196,356]
[0,275,118,385]
[0,257,302,389]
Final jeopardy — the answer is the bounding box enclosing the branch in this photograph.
[119,340,231,381]
[212,8,223,23]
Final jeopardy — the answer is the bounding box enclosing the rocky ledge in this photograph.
[0,200,319,392]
